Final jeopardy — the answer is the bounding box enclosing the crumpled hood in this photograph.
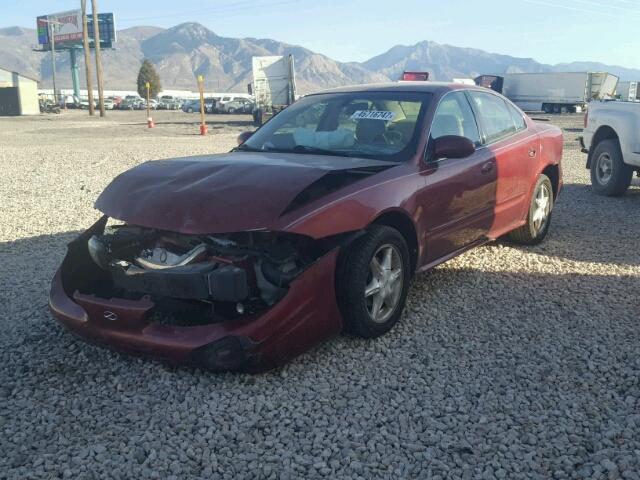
[95,152,391,234]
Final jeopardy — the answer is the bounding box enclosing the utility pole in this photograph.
[91,0,105,116]
[43,19,60,105]
[80,0,95,115]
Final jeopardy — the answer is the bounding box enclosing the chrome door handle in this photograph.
[481,161,494,174]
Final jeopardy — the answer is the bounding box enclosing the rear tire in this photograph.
[336,225,411,338]
[508,174,553,245]
[590,139,633,196]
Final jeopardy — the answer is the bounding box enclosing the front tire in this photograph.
[336,225,411,338]
[590,139,633,197]
[508,174,553,245]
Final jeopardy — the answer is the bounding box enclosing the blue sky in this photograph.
[2,0,638,68]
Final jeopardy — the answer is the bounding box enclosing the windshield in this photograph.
[242,91,431,161]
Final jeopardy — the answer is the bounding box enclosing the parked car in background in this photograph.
[62,95,79,109]
[204,98,218,114]
[118,98,139,110]
[103,98,115,110]
[50,82,563,372]
[157,95,182,110]
[181,99,202,113]
[581,100,640,196]
[221,97,254,114]
[142,99,158,110]
[217,95,250,112]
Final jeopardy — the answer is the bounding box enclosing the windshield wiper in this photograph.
[231,144,260,152]
[234,144,361,158]
[263,145,355,157]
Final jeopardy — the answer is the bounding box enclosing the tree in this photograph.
[137,59,162,98]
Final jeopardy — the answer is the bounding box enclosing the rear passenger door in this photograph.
[468,91,538,235]
[419,91,498,263]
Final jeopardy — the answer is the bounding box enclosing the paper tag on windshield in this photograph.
[350,110,396,121]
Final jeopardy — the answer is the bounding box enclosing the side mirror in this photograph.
[237,131,254,145]
[433,135,475,160]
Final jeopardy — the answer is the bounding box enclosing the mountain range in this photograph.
[1,22,638,93]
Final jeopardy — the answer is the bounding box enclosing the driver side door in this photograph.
[418,91,498,265]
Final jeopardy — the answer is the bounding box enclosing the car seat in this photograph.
[355,119,387,144]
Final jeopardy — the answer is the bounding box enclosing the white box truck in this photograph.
[501,72,619,113]
[616,81,640,102]
[251,55,296,126]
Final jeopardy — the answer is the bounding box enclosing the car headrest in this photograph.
[355,119,387,144]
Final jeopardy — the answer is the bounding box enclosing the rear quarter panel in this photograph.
[534,121,564,194]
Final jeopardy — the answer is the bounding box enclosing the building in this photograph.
[0,67,39,116]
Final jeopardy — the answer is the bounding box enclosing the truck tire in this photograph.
[590,139,633,196]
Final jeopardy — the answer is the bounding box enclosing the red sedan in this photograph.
[50,83,563,371]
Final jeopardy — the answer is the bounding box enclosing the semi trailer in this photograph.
[475,72,619,113]
[250,55,296,126]
[616,81,640,102]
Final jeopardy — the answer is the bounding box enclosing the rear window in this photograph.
[507,102,527,131]
[469,91,517,143]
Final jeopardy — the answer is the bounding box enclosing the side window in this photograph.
[469,91,517,143]
[507,102,527,131]
[430,92,480,146]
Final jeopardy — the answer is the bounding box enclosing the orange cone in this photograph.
[200,124,208,135]
[147,117,155,128]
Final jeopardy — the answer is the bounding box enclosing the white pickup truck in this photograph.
[582,101,640,196]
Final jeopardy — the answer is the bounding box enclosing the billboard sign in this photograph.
[88,13,117,47]
[37,11,116,50]
[37,10,83,47]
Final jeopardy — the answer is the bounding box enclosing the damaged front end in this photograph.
[51,216,348,371]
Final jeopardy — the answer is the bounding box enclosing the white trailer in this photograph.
[501,72,619,113]
[251,55,296,126]
[452,78,475,85]
[615,81,640,102]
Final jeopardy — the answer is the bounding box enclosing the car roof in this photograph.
[308,81,481,96]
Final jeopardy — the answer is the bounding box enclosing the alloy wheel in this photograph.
[532,182,551,235]
[364,244,404,324]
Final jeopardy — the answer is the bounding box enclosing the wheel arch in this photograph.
[371,210,419,274]
[541,164,560,200]
[587,126,619,168]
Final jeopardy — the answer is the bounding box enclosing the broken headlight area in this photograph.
[68,218,338,325]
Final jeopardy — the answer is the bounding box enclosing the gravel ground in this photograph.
[1,110,639,479]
